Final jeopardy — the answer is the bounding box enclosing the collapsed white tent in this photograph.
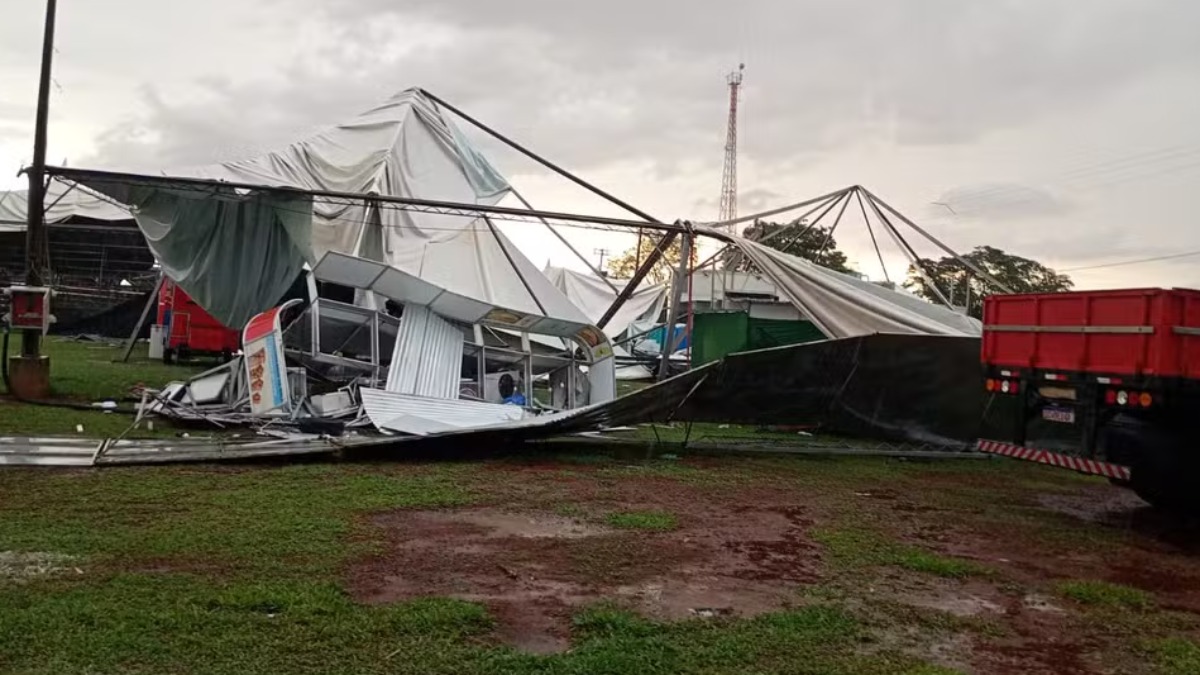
[63,89,590,331]
[0,183,130,231]
[542,265,666,339]
[700,230,982,338]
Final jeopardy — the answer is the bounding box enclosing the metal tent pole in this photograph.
[863,193,955,309]
[854,188,891,284]
[861,188,1012,293]
[815,191,854,259]
[420,89,659,223]
[657,226,693,381]
[117,273,165,363]
[509,187,619,293]
[597,230,678,329]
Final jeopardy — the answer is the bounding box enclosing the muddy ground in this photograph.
[344,454,1200,673]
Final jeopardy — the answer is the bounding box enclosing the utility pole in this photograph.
[717,63,745,230]
[593,247,610,274]
[10,0,58,397]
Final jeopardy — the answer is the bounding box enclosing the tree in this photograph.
[606,235,696,284]
[731,220,855,274]
[904,245,1073,319]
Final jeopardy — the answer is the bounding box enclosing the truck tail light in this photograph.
[1138,392,1153,408]
[1105,389,1117,405]
[986,379,996,392]
[1116,390,1129,406]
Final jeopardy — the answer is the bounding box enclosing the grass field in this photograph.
[1,453,1199,674]
[0,338,205,438]
[2,340,1199,673]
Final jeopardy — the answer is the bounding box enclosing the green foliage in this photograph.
[903,245,1072,319]
[1057,580,1154,610]
[606,510,679,531]
[734,221,855,274]
[606,235,697,284]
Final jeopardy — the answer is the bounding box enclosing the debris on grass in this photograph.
[0,551,81,582]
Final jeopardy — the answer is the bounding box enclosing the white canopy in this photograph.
[67,88,587,329]
[542,265,667,339]
[715,232,981,338]
[0,183,130,231]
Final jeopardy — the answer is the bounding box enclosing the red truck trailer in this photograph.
[978,288,1200,510]
[157,279,240,363]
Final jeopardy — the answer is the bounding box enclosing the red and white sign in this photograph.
[242,300,302,415]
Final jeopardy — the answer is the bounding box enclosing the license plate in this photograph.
[1042,407,1075,424]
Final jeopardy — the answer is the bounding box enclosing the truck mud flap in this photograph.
[976,439,1131,481]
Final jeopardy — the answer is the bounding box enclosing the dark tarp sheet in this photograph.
[385,334,983,450]
[676,334,983,448]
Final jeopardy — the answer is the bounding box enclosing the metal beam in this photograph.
[420,89,660,224]
[862,187,1012,293]
[855,188,890,284]
[597,230,679,329]
[704,186,856,230]
[863,193,955,309]
[43,166,689,235]
[658,227,693,380]
[815,190,854,258]
[118,273,165,363]
[509,187,619,293]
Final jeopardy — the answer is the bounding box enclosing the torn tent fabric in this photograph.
[723,235,981,338]
[543,266,667,339]
[78,180,313,328]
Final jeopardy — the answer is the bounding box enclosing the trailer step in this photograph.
[976,439,1131,481]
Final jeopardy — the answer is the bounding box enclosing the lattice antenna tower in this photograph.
[717,63,745,229]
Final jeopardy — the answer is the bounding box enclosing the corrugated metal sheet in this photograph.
[0,435,399,467]
[0,438,103,466]
[361,388,524,435]
[386,305,464,399]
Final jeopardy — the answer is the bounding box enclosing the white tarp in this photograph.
[721,233,981,338]
[65,88,591,331]
[0,183,130,231]
[543,265,667,339]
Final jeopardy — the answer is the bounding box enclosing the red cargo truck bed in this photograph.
[982,288,1200,380]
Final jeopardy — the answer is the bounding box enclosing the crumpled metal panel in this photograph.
[386,305,464,400]
[361,388,524,435]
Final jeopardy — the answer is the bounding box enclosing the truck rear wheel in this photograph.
[1101,413,1200,513]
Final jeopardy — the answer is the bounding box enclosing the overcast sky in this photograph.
[3,0,1200,288]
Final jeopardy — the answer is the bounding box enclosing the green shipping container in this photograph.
[691,311,826,366]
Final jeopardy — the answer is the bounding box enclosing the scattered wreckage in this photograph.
[144,250,620,440]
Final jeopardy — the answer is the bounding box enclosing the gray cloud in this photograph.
[83,0,1200,176]
[930,183,1073,221]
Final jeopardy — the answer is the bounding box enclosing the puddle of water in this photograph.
[426,511,611,539]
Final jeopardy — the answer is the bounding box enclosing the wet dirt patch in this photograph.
[345,504,821,652]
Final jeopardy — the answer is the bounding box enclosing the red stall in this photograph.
[156,279,240,363]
